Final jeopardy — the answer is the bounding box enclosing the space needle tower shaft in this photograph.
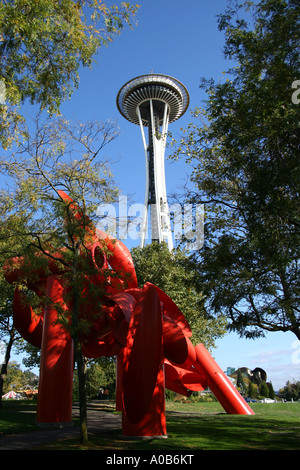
[117,74,189,250]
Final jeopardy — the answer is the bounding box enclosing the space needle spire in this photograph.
[117,73,189,250]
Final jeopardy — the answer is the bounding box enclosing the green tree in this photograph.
[0,225,27,407]
[86,358,116,399]
[72,358,116,400]
[0,115,120,443]
[2,361,26,394]
[2,362,38,394]
[268,381,275,399]
[279,380,300,401]
[0,281,21,404]
[248,380,257,398]
[21,342,40,371]
[131,242,227,350]
[236,368,246,394]
[260,380,269,398]
[0,0,139,148]
[171,0,300,340]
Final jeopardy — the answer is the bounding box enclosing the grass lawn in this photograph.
[1,399,299,450]
[0,399,39,435]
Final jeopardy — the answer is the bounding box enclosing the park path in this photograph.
[0,401,121,450]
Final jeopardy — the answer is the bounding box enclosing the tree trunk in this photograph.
[0,333,14,409]
[72,244,89,445]
[74,333,88,445]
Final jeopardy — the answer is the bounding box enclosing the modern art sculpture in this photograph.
[3,191,254,437]
[230,367,267,385]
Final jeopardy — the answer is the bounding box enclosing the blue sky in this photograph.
[7,0,300,390]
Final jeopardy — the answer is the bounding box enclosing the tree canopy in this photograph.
[171,0,300,340]
[0,0,139,147]
[131,242,227,350]
[0,115,119,254]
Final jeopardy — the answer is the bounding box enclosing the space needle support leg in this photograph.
[150,100,173,250]
[137,105,149,248]
[160,103,173,250]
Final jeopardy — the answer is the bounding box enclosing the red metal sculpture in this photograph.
[3,191,254,437]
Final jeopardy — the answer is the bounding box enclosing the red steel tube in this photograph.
[194,343,254,415]
[36,275,74,424]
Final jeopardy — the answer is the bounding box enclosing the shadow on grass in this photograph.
[38,410,300,451]
[2,400,300,450]
[161,412,300,450]
[0,400,38,435]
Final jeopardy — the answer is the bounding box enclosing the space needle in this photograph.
[117,73,189,250]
